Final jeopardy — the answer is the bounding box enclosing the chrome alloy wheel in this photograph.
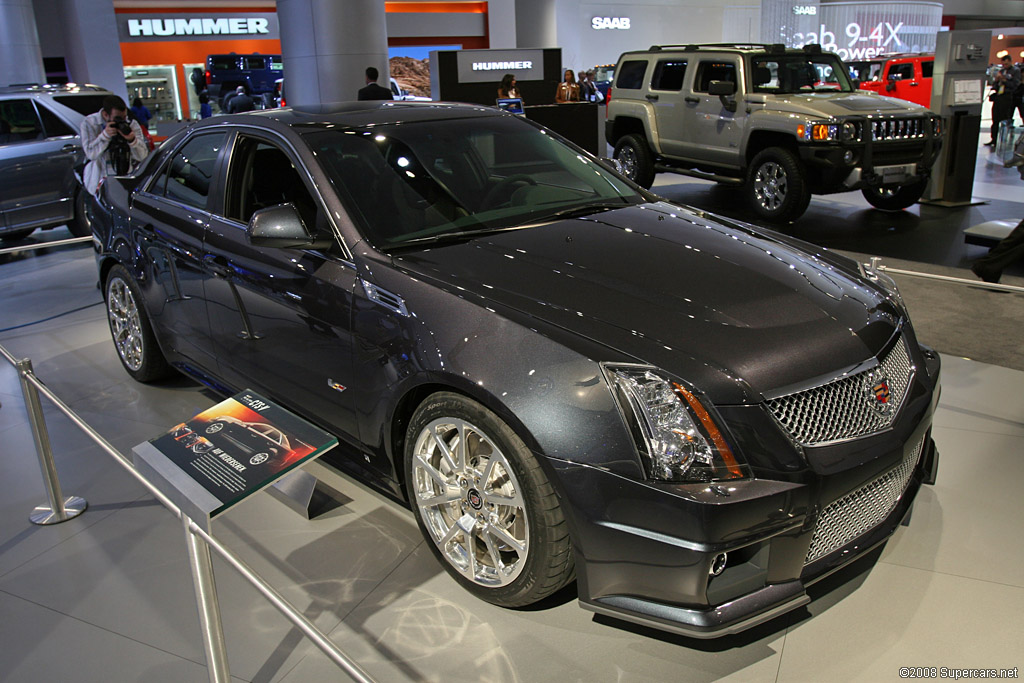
[753,161,788,212]
[106,277,145,372]
[616,145,638,180]
[411,417,529,587]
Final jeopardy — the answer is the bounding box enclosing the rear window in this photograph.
[243,57,266,70]
[921,60,933,78]
[615,60,649,90]
[53,95,108,116]
[651,60,687,91]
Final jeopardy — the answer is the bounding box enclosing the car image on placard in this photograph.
[92,101,940,639]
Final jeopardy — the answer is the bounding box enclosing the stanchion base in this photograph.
[30,496,87,525]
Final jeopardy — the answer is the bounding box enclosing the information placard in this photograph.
[133,390,337,530]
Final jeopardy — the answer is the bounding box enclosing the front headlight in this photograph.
[930,115,943,137]
[797,121,840,142]
[605,365,746,483]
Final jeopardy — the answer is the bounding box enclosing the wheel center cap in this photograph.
[467,488,483,510]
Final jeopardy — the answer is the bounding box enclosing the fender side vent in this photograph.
[363,281,409,317]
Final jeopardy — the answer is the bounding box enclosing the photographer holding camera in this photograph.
[81,95,149,197]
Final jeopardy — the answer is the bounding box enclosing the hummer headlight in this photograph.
[605,365,746,483]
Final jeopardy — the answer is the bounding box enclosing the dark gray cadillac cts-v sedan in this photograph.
[92,102,940,638]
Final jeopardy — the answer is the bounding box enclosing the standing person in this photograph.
[579,70,598,102]
[80,95,149,197]
[555,69,580,103]
[190,67,206,97]
[199,91,213,119]
[497,73,521,100]
[129,97,151,130]
[227,86,255,113]
[358,67,394,101]
[986,55,1021,146]
[972,139,1024,283]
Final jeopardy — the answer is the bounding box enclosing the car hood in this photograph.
[765,92,929,118]
[391,203,902,404]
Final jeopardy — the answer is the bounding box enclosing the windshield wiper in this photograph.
[386,225,526,250]
[524,200,632,224]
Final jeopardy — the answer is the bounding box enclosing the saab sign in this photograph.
[592,17,631,30]
[456,49,545,83]
[118,13,280,42]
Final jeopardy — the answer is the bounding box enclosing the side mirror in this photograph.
[708,80,737,112]
[247,203,318,249]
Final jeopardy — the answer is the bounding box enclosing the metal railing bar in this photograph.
[189,520,375,683]
[0,235,92,256]
[875,264,1024,295]
[0,343,374,682]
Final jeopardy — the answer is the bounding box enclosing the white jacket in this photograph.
[80,110,149,196]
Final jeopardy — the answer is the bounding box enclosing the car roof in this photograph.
[0,83,111,97]
[189,101,508,131]
[620,43,830,58]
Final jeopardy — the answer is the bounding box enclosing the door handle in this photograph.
[61,144,79,154]
[685,96,700,104]
[204,254,232,278]
[645,94,659,102]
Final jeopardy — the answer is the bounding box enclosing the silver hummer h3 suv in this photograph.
[606,44,942,223]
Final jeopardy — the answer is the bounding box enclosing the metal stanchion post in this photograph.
[17,358,86,525]
[183,514,231,683]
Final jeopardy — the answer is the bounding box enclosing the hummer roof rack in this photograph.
[647,43,825,56]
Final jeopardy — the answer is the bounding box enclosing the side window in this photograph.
[158,132,228,210]
[920,61,933,79]
[651,60,687,91]
[0,99,43,145]
[890,63,914,81]
[243,56,265,70]
[615,60,649,90]
[224,136,318,231]
[695,62,737,93]
[35,104,75,138]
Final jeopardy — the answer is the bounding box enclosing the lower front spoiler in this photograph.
[581,580,810,639]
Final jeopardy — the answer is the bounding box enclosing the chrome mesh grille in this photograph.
[765,336,915,446]
[857,117,927,142]
[805,436,925,564]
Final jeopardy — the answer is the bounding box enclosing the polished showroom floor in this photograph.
[1,135,1022,682]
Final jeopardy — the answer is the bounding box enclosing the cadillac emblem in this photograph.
[863,369,892,416]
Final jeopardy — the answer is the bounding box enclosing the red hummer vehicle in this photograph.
[853,54,934,108]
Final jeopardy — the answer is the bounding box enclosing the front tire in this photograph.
[747,147,811,223]
[404,392,574,607]
[861,177,928,211]
[613,134,656,188]
[104,265,173,382]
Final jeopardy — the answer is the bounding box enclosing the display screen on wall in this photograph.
[456,49,546,83]
[787,1,943,60]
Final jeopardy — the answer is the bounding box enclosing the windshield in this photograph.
[750,55,854,94]
[305,115,644,249]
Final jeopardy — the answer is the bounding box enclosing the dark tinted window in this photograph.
[0,99,43,145]
[243,57,265,70]
[695,62,736,93]
[53,95,108,116]
[158,133,227,210]
[35,103,75,138]
[890,63,914,80]
[921,60,933,78]
[651,60,687,91]
[209,56,236,70]
[225,137,318,230]
[615,60,649,90]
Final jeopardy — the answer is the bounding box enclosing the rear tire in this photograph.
[404,392,575,607]
[613,134,656,188]
[68,188,92,238]
[747,147,811,223]
[861,177,928,211]
[104,265,174,382]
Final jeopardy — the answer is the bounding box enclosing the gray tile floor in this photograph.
[2,139,1023,682]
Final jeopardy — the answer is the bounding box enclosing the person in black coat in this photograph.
[227,86,255,113]
[357,67,394,101]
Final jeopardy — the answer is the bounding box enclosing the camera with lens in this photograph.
[110,117,133,136]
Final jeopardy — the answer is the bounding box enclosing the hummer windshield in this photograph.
[749,55,855,94]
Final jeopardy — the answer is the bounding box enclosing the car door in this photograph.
[679,59,744,168]
[0,98,78,232]
[203,130,363,450]
[886,60,920,105]
[129,131,229,367]
[648,58,689,157]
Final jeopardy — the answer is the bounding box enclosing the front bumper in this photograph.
[556,364,940,638]
[797,127,941,194]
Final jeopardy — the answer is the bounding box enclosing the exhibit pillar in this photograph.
[51,0,129,98]
[0,0,45,86]
[277,0,388,106]
[516,0,557,49]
